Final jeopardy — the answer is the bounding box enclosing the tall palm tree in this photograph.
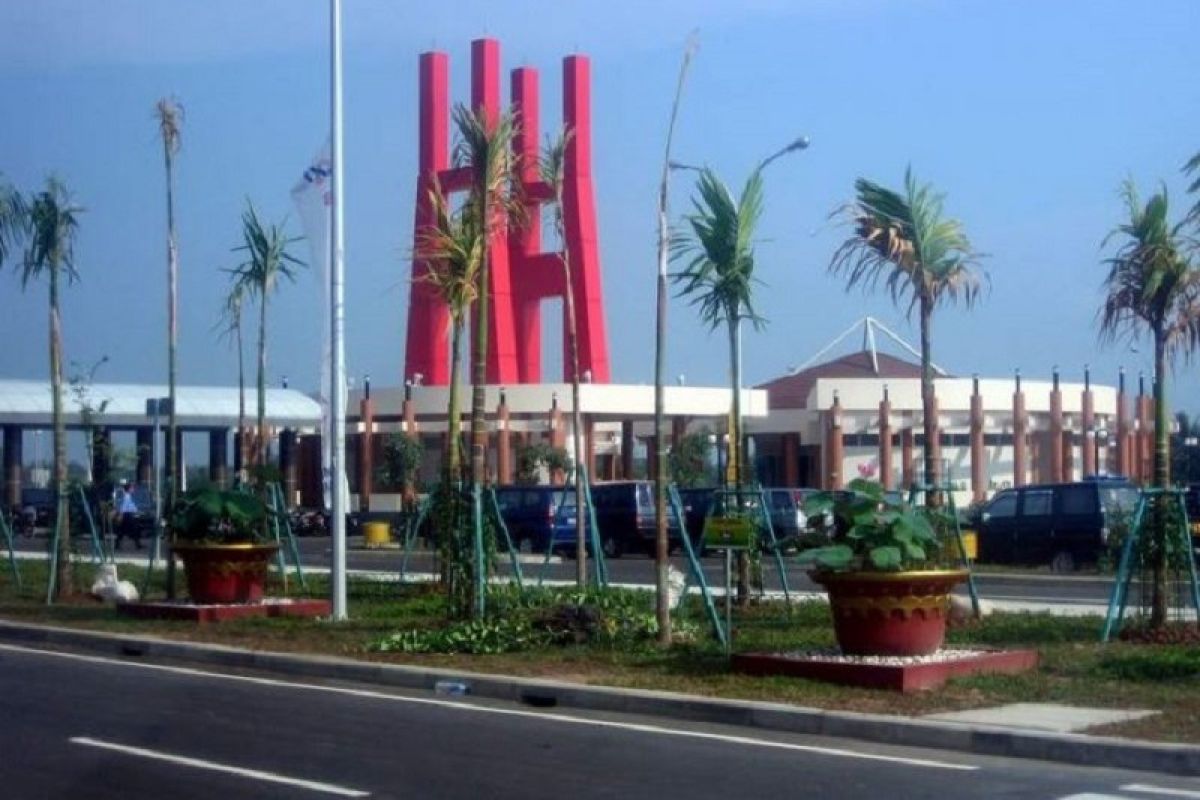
[155,97,183,509]
[218,281,248,485]
[673,166,767,607]
[3,177,83,600]
[450,104,519,488]
[1099,180,1200,627]
[540,128,588,585]
[415,180,482,481]
[229,203,304,481]
[829,168,984,501]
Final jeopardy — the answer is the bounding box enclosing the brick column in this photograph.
[1062,430,1074,482]
[1049,368,1063,483]
[3,425,21,510]
[359,393,375,512]
[970,376,985,503]
[926,394,941,487]
[496,390,512,484]
[1013,372,1027,487]
[826,393,843,490]
[1116,368,1129,478]
[137,428,154,486]
[208,428,229,489]
[620,420,634,479]
[878,387,893,490]
[1081,367,1095,477]
[279,428,298,507]
[549,396,565,484]
[783,433,800,487]
[901,425,915,491]
[583,415,596,480]
[1138,375,1153,485]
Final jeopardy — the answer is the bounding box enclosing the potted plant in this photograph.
[169,487,278,604]
[799,479,966,656]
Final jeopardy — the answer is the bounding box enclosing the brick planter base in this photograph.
[117,598,331,624]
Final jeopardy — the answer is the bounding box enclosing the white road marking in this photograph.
[1122,785,1200,798]
[0,642,976,772]
[70,736,369,797]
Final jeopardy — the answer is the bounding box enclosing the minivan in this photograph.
[493,485,577,553]
[591,481,683,558]
[974,479,1140,572]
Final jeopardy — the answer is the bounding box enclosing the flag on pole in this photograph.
[292,140,337,510]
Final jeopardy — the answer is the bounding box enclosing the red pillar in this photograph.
[1081,367,1096,477]
[1049,369,1063,483]
[359,395,375,512]
[901,425,915,491]
[1013,375,1027,488]
[878,389,893,490]
[1062,431,1074,482]
[826,395,844,490]
[496,391,512,484]
[510,66,544,384]
[970,376,985,503]
[783,433,799,487]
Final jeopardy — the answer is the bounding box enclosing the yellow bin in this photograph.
[363,521,392,547]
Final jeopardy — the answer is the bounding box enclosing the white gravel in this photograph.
[768,648,986,666]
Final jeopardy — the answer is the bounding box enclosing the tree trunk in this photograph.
[257,291,267,475]
[556,209,588,588]
[447,317,463,479]
[730,317,750,607]
[1151,331,1169,627]
[236,317,246,484]
[164,143,179,600]
[920,295,938,506]
[50,261,70,600]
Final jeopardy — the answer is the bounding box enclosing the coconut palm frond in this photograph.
[20,176,83,287]
[0,176,29,268]
[1100,181,1199,359]
[415,181,483,321]
[451,104,525,230]
[830,168,982,317]
[230,201,305,299]
[155,97,184,156]
[671,167,766,331]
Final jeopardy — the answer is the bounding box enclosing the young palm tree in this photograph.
[229,203,304,480]
[541,128,589,585]
[829,168,984,501]
[415,180,482,480]
[673,167,767,607]
[218,281,249,485]
[155,97,184,507]
[3,177,83,600]
[1099,180,1200,627]
[450,104,519,488]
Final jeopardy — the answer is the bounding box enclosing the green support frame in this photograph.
[0,508,22,590]
[906,482,981,618]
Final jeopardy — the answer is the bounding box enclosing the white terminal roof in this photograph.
[0,380,322,429]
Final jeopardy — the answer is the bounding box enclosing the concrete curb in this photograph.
[1,618,1197,777]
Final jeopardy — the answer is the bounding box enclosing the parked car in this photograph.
[1186,485,1200,545]
[493,485,577,554]
[590,480,683,558]
[973,479,1140,572]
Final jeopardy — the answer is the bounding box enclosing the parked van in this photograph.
[591,481,683,558]
[493,485,577,553]
[974,479,1140,572]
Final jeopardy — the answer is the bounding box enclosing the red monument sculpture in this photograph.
[404,38,611,386]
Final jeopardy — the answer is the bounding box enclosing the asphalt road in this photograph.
[2,642,1199,799]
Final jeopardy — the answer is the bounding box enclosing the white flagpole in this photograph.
[329,0,348,620]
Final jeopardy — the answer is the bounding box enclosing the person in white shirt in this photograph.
[115,482,142,550]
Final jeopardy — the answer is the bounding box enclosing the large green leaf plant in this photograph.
[798,479,943,572]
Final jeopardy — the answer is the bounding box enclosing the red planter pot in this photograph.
[174,543,280,605]
[811,569,968,657]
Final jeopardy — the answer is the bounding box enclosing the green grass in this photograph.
[2,559,1200,744]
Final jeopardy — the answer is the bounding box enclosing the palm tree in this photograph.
[540,128,589,586]
[155,97,183,509]
[229,202,304,482]
[1099,180,1200,627]
[450,104,519,488]
[673,167,767,607]
[415,180,481,481]
[829,168,984,501]
[218,281,249,485]
[3,177,83,600]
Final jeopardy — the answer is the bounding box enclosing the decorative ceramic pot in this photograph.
[174,543,280,604]
[811,569,968,656]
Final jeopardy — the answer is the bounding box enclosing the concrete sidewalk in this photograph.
[0,619,1195,778]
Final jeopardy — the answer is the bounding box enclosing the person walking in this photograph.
[115,482,142,550]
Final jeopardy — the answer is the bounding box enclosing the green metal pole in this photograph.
[755,486,790,602]
[0,509,22,590]
[581,464,607,587]
[669,484,724,646]
[1103,493,1147,642]
[487,487,523,590]
[45,506,61,603]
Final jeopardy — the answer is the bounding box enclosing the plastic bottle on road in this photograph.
[434,680,469,697]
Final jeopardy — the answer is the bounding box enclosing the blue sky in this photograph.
[1,0,1198,410]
